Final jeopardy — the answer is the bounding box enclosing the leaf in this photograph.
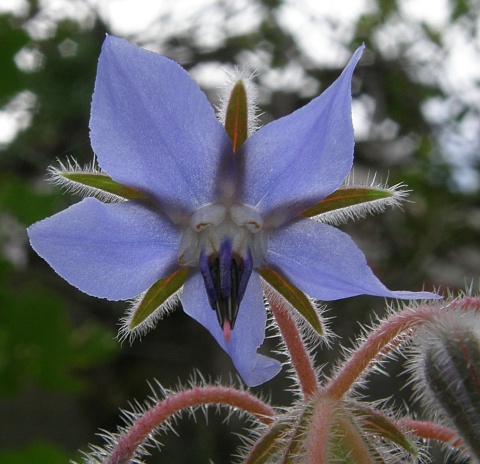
[244,422,290,464]
[300,187,398,218]
[225,80,248,152]
[128,268,188,330]
[61,172,147,200]
[259,268,324,336]
[352,404,418,456]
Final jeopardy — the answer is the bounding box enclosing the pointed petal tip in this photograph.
[389,290,443,301]
[238,44,365,222]
[340,43,365,80]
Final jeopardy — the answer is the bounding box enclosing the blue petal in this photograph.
[27,198,180,300]
[238,46,364,225]
[268,218,440,300]
[90,36,234,218]
[182,270,282,387]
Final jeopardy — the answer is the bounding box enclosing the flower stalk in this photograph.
[267,292,319,398]
[326,303,443,400]
[400,418,465,448]
[107,386,275,464]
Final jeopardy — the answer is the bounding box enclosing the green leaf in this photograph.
[330,416,377,464]
[300,187,396,218]
[244,422,290,464]
[129,268,188,330]
[282,403,314,463]
[62,172,147,200]
[259,268,324,336]
[352,404,418,456]
[225,80,248,152]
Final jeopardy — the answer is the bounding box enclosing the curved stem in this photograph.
[326,304,442,400]
[107,386,275,464]
[267,291,319,397]
[450,296,480,312]
[400,418,464,448]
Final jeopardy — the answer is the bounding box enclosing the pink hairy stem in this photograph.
[268,297,319,397]
[107,385,275,464]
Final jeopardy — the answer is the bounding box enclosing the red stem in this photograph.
[268,296,319,397]
[107,386,275,464]
[400,418,465,448]
[326,304,442,400]
[307,395,334,464]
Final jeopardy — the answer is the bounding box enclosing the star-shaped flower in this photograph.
[27,36,438,387]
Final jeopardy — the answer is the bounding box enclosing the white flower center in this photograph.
[177,203,266,268]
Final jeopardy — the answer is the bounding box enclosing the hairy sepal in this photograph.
[301,184,408,225]
[119,268,188,342]
[225,80,249,152]
[260,267,324,337]
[352,403,418,456]
[244,421,291,464]
[48,159,146,201]
[330,416,377,464]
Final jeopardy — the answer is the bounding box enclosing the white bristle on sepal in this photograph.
[118,289,181,344]
[47,156,126,203]
[313,178,410,226]
[216,67,261,136]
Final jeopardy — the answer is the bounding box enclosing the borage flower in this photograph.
[27,36,438,387]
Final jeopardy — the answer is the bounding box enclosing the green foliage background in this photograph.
[0,0,479,462]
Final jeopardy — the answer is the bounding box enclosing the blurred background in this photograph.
[0,0,479,462]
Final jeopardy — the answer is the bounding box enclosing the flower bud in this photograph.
[413,313,480,460]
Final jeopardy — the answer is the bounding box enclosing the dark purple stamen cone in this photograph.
[199,241,253,338]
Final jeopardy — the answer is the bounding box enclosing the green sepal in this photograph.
[282,402,314,463]
[129,268,188,330]
[62,172,147,200]
[301,187,396,218]
[225,80,248,152]
[244,422,290,464]
[259,268,324,336]
[330,416,376,464]
[352,404,418,456]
